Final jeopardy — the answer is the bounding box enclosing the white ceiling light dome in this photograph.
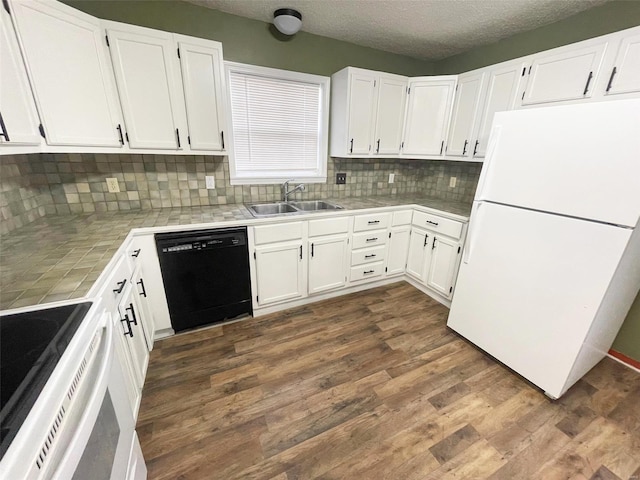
[273,8,302,35]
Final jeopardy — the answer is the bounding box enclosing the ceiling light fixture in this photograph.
[273,8,302,36]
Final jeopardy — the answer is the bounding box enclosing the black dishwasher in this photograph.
[155,227,252,333]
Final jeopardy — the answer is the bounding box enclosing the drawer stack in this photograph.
[350,212,390,282]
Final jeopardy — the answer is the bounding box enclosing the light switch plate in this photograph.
[206,176,216,189]
[388,173,395,184]
[449,176,457,188]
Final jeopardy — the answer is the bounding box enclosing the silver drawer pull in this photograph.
[365,254,376,258]
[426,220,439,226]
[363,270,375,274]
[367,220,380,224]
[365,237,378,242]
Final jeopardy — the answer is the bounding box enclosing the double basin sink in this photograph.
[248,200,343,217]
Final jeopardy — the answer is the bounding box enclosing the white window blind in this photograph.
[226,63,329,184]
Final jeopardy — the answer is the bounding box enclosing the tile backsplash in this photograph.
[0,153,481,235]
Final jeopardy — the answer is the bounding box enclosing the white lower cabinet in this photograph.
[425,234,461,298]
[407,211,464,300]
[255,241,305,306]
[406,226,431,282]
[309,235,349,294]
[117,281,150,393]
[386,225,411,276]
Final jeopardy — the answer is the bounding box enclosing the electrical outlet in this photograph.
[388,173,395,184]
[449,176,457,188]
[106,177,120,193]
[205,175,216,189]
[336,172,347,185]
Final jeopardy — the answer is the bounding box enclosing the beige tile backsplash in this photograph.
[0,153,481,235]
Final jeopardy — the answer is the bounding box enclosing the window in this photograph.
[225,62,330,185]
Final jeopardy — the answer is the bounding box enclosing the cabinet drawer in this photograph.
[308,217,350,237]
[351,245,386,266]
[413,211,463,239]
[352,230,387,249]
[353,212,391,232]
[392,210,413,226]
[254,222,303,245]
[350,261,384,282]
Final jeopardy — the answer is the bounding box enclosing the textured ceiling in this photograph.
[187,0,610,60]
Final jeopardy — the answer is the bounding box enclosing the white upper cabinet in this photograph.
[9,0,123,147]
[347,71,377,155]
[604,32,640,96]
[0,5,40,145]
[446,71,486,158]
[175,34,227,151]
[373,74,407,155]
[104,21,184,150]
[330,67,407,157]
[474,60,529,158]
[522,40,608,105]
[401,76,457,156]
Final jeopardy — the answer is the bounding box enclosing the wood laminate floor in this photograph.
[137,283,640,480]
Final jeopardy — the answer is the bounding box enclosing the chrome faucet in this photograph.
[282,179,305,202]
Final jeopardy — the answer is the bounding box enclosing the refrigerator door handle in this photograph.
[463,202,484,265]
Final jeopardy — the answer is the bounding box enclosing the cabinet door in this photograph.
[255,241,305,305]
[10,0,123,146]
[604,32,640,96]
[131,263,155,351]
[373,75,407,155]
[117,285,149,390]
[426,235,460,298]
[474,61,528,158]
[176,35,227,151]
[0,8,40,145]
[309,235,348,294]
[405,227,431,282]
[402,77,456,156]
[386,226,410,276]
[105,22,183,149]
[347,71,377,155]
[522,42,607,105]
[446,71,485,157]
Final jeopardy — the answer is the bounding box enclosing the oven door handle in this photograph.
[50,311,115,480]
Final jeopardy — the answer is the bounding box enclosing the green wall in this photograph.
[614,292,640,363]
[434,1,640,74]
[64,0,433,77]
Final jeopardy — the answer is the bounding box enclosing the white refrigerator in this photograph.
[447,99,640,399]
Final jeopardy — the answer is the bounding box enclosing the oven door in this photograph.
[50,312,146,480]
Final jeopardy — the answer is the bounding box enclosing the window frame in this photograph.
[224,61,330,185]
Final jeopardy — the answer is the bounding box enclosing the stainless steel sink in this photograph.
[289,200,343,211]
[247,200,343,217]
[248,202,299,216]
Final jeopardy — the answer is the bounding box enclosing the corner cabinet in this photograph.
[9,0,124,147]
[401,76,457,157]
[0,5,40,146]
[330,67,407,157]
